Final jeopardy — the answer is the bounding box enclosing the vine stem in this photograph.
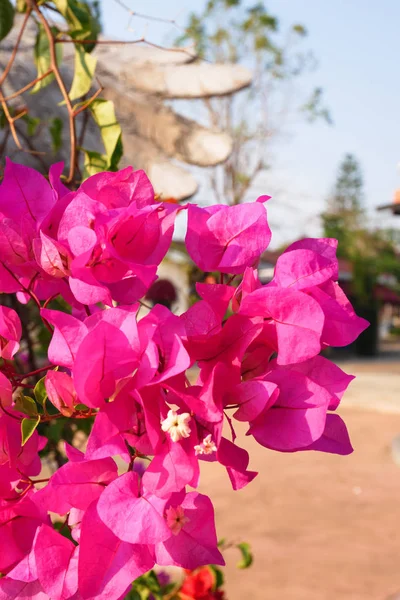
[0,397,21,421]
[2,70,53,101]
[0,8,32,86]
[28,0,77,183]
[14,364,53,380]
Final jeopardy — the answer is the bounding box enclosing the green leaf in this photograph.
[124,590,141,600]
[74,403,89,411]
[53,0,100,53]
[109,134,123,171]
[32,24,63,94]
[293,24,307,36]
[0,110,7,129]
[0,0,14,42]
[89,99,123,169]
[22,115,41,137]
[236,542,253,569]
[53,520,74,542]
[68,46,97,101]
[34,377,48,407]
[209,565,224,589]
[16,0,27,13]
[49,117,63,151]
[21,415,41,445]
[14,394,38,417]
[82,149,108,178]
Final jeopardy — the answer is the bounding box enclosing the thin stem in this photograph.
[55,36,197,58]
[13,123,48,164]
[0,8,32,86]
[138,299,152,310]
[43,294,59,309]
[0,398,21,421]
[113,0,183,28]
[29,0,77,182]
[0,86,23,150]
[2,70,53,101]
[1,262,41,310]
[227,274,238,285]
[73,85,104,116]
[14,365,52,380]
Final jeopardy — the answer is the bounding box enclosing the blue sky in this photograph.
[101,0,400,246]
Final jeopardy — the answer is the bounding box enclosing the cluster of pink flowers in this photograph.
[0,159,368,599]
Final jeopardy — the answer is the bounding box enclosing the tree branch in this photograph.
[2,70,53,101]
[0,8,32,86]
[28,0,77,183]
[73,85,104,117]
[55,36,197,59]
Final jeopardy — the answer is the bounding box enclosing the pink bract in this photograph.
[0,162,368,599]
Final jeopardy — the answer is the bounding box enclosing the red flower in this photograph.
[179,567,225,600]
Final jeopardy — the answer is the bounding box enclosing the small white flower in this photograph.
[161,409,191,442]
[194,434,217,455]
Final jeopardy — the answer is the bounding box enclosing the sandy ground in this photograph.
[197,353,400,600]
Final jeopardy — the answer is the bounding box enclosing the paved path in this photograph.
[338,357,400,414]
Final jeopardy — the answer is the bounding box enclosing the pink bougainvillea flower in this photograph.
[195,283,235,321]
[78,499,155,599]
[49,162,71,200]
[301,413,353,455]
[231,266,261,312]
[226,379,279,423]
[188,314,263,386]
[32,231,70,279]
[271,237,339,290]
[0,373,13,410]
[0,494,46,573]
[41,309,88,369]
[0,578,49,599]
[0,160,369,597]
[0,219,30,270]
[0,159,55,227]
[72,324,134,408]
[155,492,224,569]
[84,382,145,462]
[37,456,118,514]
[136,305,191,386]
[279,354,354,411]
[0,402,43,477]
[240,287,325,364]
[307,279,369,347]
[107,202,179,267]
[216,438,258,491]
[142,430,200,498]
[97,471,171,544]
[34,524,78,600]
[185,201,271,274]
[45,370,77,417]
[247,368,333,451]
[0,306,21,360]
[81,166,155,209]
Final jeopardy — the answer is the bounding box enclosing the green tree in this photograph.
[322,153,400,307]
[177,0,331,205]
[322,153,364,257]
